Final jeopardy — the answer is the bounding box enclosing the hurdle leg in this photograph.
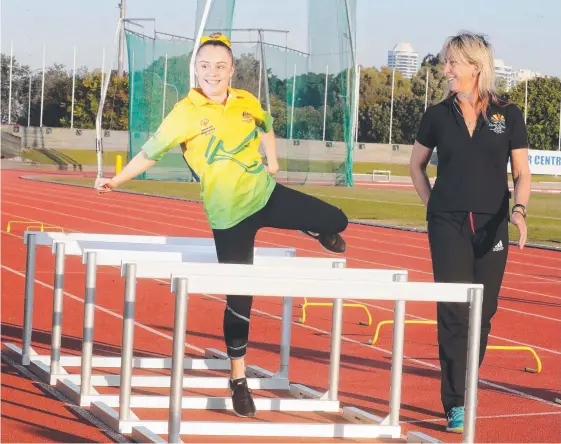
[389,299,406,425]
[169,277,189,444]
[277,249,296,379]
[276,296,293,379]
[50,242,66,381]
[22,233,37,365]
[80,252,97,399]
[464,287,483,444]
[119,263,137,422]
[325,262,345,401]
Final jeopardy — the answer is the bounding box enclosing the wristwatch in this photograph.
[511,204,527,219]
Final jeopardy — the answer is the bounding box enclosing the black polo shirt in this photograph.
[416,94,528,215]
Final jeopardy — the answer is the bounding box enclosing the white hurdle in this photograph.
[8,232,296,383]
[93,260,482,443]
[18,232,216,365]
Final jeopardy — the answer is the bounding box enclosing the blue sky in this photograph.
[2,0,560,77]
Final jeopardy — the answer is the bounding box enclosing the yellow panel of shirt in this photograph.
[141,88,275,229]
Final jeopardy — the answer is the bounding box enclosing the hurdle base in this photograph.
[407,431,443,443]
[90,401,140,434]
[94,410,402,439]
[343,406,389,425]
[131,426,169,443]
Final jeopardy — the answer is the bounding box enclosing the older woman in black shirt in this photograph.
[409,32,531,434]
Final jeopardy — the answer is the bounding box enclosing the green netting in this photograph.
[127,0,357,186]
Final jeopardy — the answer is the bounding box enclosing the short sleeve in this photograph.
[141,101,191,161]
[508,105,528,150]
[416,108,437,149]
[246,93,274,132]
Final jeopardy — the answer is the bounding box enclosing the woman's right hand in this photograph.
[94,177,117,194]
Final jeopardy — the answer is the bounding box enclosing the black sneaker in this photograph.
[229,377,256,417]
[301,231,346,254]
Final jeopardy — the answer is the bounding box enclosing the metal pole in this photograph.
[389,67,395,144]
[290,64,296,139]
[119,263,137,422]
[258,29,271,113]
[389,275,407,426]
[101,47,105,103]
[80,252,97,399]
[354,65,360,145]
[558,95,561,151]
[22,233,37,365]
[322,65,329,141]
[257,59,262,102]
[169,277,189,444]
[343,0,356,66]
[71,46,76,129]
[463,287,484,444]
[424,68,429,111]
[327,261,345,401]
[162,53,168,120]
[118,0,127,76]
[8,40,13,124]
[40,44,46,128]
[50,242,65,380]
[524,78,528,124]
[28,72,32,127]
[130,51,135,127]
[278,249,295,378]
[190,0,214,89]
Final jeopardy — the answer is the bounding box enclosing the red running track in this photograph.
[1,169,560,443]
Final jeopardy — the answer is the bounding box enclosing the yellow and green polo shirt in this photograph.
[141,87,275,230]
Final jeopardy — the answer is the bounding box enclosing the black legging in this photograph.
[212,183,348,359]
[428,210,509,414]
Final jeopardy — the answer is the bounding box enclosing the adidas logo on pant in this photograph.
[493,240,504,252]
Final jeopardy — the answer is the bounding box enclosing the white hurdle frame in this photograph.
[88,261,408,438]
[97,261,482,443]
[10,232,296,383]
[18,232,218,365]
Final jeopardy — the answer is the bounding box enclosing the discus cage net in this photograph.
[99,0,358,186]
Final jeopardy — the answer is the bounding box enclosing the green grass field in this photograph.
[39,175,561,248]
[22,148,561,182]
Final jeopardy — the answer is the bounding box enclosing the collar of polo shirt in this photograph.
[188,87,244,107]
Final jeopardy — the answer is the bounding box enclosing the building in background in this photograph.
[494,59,514,91]
[388,42,419,79]
[513,68,543,85]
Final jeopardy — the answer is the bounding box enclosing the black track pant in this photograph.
[427,210,509,414]
[212,183,348,359]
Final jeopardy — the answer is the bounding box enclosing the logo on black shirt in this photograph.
[489,113,506,134]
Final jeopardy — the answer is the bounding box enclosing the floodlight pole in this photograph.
[190,0,214,89]
[118,0,127,76]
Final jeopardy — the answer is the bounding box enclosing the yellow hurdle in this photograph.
[115,154,123,175]
[368,319,542,373]
[6,220,38,233]
[299,297,372,326]
[26,224,65,233]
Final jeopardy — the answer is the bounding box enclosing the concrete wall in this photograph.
[1,132,22,158]
[1,125,414,164]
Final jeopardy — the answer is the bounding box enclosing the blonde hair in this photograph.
[440,32,501,115]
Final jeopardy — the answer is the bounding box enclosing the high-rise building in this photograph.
[388,42,419,79]
[494,59,514,91]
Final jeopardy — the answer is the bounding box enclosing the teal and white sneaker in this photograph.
[446,406,464,433]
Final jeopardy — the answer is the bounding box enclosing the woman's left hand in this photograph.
[510,211,527,249]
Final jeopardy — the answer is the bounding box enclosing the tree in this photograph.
[1,54,32,124]
[506,77,561,150]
